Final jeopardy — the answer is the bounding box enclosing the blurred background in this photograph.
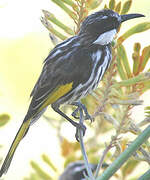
[0,0,150,179]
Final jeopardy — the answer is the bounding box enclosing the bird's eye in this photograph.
[86,16,119,36]
[100,17,120,32]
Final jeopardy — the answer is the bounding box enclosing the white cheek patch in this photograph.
[93,29,117,45]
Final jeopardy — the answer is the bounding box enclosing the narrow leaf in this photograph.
[116,56,127,80]
[115,2,121,13]
[61,0,79,12]
[41,17,67,40]
[132,52,140,75]
[42,10,74,35]
[134,42,141,52]
[145,111,150,117]
[139,45,150,72]
[109,0,115,10]
[51,0,77,20]
[0,114,10,127]
[121,0,132,14]
[112,72,150,88]
[122,160,139,177]
[87,0,102,10]
[42,154,58,172]
[145,106,150,111]
[142,81,150,93]
[61,0,77,8]
[25,173,41,180]
[117,44,132,78]
[113,98,143,105]
[132,43,141,75]
[118,22,150,44]
[30,161,53,180]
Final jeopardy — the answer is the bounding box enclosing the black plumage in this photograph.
[59,161,97,180]
[0,9,144,177]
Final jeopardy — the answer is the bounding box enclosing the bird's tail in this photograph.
[0,118,31,177]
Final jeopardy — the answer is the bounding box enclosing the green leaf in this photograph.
[138,169,150,180]
[132,43,141,75]
[87,0,102,10]
[112,72,150,88]
[61,0,77,8]
[134,42,141,52]
[139,45,150,72]
[42,154,58,172]
[30,161,53,180]
[141,81,150,93]
[97,125,150,180]
[42,10,74,35]
[122,160,139,178]
[121,0,132,14]
[41,17,67,40]
[51,0,77,20]
[115,2,121,13]
[145,106,150,111]
[24,173,41,180]
[118,22,150,44]
[0,114,10,127]
[116,56,127,80]
[132,52,140,75]
[109,0,115,10]
[117,44,132,78]
[144,106,150,117]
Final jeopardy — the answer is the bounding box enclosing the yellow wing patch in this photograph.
[39,82,73,111]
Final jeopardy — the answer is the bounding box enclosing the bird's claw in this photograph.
[72,108,79,119]
[72,106,94,123]
[84,113,94,123]
[75,122,86,141]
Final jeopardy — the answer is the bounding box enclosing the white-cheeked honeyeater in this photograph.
[0,9,144,177]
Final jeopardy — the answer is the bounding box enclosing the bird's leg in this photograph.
[71,101,94,122]
[51,104,86,141]
[75,103,84,141]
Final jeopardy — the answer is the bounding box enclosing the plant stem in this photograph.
[95,143,112,178]
[79,107,95,180]
[138,169,150,180]
[96,125,150,180]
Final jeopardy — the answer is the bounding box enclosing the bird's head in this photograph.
[79,9,144,45]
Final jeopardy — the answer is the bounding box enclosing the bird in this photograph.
[59,161,97,180]
[59,161,109,180]
[0,9,144,177]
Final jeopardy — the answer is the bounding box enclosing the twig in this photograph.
[95,143,113,178]
[74,0,87,34]
[92,55,117,119]
[78,107,95,180]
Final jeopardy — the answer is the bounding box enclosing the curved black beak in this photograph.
[121,13,145,23]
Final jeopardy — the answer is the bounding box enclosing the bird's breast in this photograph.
[87,45,112,92]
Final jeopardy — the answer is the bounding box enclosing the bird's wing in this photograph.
[25,47,93,120]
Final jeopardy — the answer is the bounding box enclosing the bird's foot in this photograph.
[71,102,94,123]
[75,122,86,141]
